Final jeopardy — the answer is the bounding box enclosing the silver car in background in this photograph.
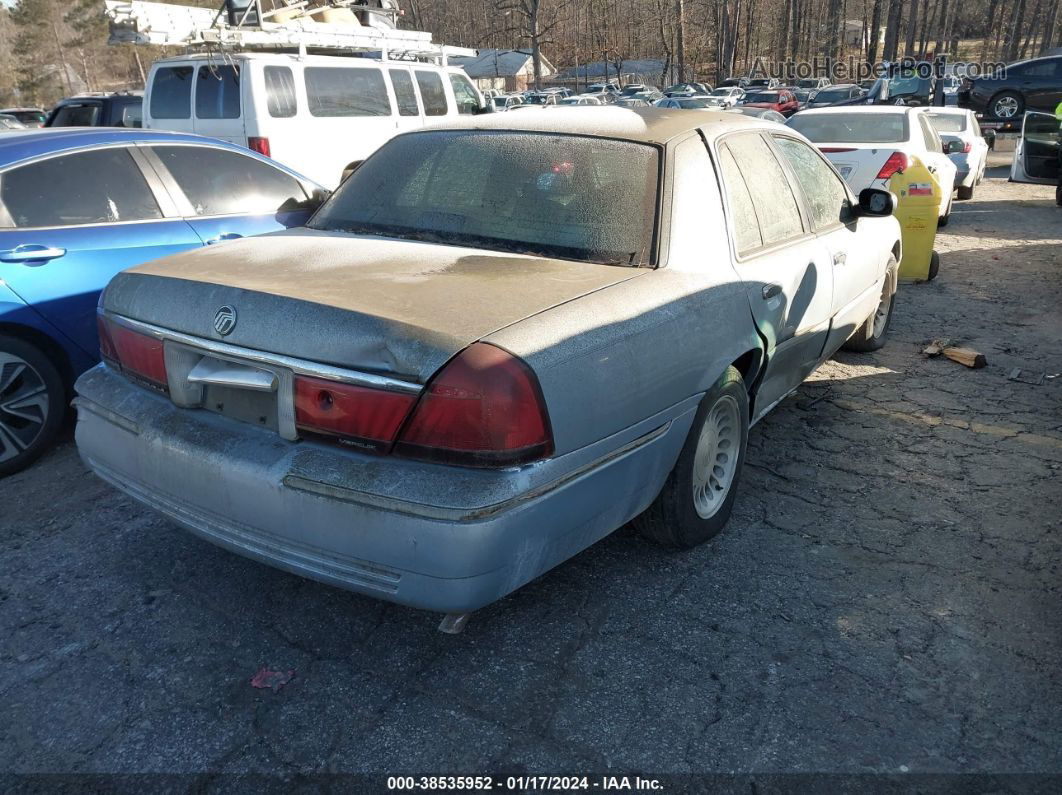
[75,109,902,626]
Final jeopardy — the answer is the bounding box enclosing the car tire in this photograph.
[990,91,1024,120]
[0,335,65,477]
[843,257,898,352]
[926,250,941,281]
[957,185,974,200]
[1057,182,1062,207]
[635,366,749,549]
[938,195,952,227]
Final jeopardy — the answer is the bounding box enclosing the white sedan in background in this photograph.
[924,108,990,200]
[788,106,958,225]
[708,86,745,107]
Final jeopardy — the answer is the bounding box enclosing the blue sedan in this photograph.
[0,128,325,474]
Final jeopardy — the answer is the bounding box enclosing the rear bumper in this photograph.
[75,365,693,613]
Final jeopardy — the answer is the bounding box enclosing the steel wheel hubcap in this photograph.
[873,282,893,338]
[0,353,49,462]
[994,97,1018,118]
[691,395,741,519]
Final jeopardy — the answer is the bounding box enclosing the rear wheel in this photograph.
[938,194,953,227]
[926,251,941,281]
[844,257,897,352]
[957,185,974,200]
[0,336,65,477]
[635,367,749,549]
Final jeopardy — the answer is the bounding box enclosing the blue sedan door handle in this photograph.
[0,244,67,264]
[206,233,244,245]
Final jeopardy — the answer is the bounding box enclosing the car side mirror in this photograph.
[855,188,895,217]
[474,101,495,114]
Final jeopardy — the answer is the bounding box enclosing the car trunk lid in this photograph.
[103,228,647,383]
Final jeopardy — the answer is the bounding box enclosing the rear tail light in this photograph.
[98,314,167,389]
[247,136,271,157]
[819,147,856,153]
[394,342,553,467]
[293,374,417,452]
[876,151,909,180]
[962,141,972,153]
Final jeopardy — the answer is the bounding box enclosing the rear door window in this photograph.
[151,145,307,216]
[196,65,241,119]
[305,67,391,116]
[389,69,420,116]
[264,66,297,118]
[721,133,805,250]
[0,148,161,228]
[150,66,194,119]
[415,71,449,116]
[717,146,762,255]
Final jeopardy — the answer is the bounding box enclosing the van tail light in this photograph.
[876,151,910,180]
[394,342,553,467]
[819,147,856,153]
[293,375,417,452]
[247,136,271,157]
[98,314,168,389]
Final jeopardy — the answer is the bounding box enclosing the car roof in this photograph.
[422,107,775,144]
[796,105,912,115]
[0,128,266,168]
[151,51,464,71]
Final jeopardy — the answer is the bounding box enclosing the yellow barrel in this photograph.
[888,154,942,282]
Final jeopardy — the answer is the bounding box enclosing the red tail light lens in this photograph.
[395,343,553,467]
[248,136,271,157]
[962,141,972,153]
[99,315,167,388]
[97,314,118,366]
[294,375,417,452]
[876,151,909,180]
[819,147,856,153]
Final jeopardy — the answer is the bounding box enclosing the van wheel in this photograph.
[844,257,897,352]
[0,336,65,477]
[635,367,749,549]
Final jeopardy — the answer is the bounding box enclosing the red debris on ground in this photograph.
[250,667,295,692]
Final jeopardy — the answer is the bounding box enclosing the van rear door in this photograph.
[191,63,246,145]
[145,64,195,133]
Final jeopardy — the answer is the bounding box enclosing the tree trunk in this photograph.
[883,0,903,62]
[1002,0,1028,62]
[867,0,883,65]
[675,0,686,83]
[1044,0,1060,54]
[904,0,919,57]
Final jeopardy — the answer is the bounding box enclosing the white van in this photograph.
[144,52,485,188]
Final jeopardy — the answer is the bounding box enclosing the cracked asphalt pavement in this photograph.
[2,153,1060,778]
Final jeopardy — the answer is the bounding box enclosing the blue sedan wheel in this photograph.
[635,366,750,548]
[0,336,65,476]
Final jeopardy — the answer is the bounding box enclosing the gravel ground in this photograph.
[2,154,1060,780]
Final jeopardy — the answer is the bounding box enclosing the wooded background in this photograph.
[1,0,1059,108]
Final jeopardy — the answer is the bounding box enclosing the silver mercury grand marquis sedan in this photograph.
[75,109,901,628]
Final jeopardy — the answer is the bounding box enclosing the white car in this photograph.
[708,86,745,107]
[924,108,990,200]
[143,52,486,189]
[787,106,958,225]
[1010,111,1060,205]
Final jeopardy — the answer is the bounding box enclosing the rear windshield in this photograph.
[788,112,908,143]
[49,103,101,126]
[311,130,660,266]
[925,112,968,133]
[813,88,852,102]
[151,66,194,119]
[745,92,779,103]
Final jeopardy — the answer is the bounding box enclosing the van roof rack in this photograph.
[104,0,476,63]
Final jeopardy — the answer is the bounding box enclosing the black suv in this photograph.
[959,55,1062,121]
[44,92,143,128]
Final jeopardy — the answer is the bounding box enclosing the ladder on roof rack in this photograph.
[103,0,476,63]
